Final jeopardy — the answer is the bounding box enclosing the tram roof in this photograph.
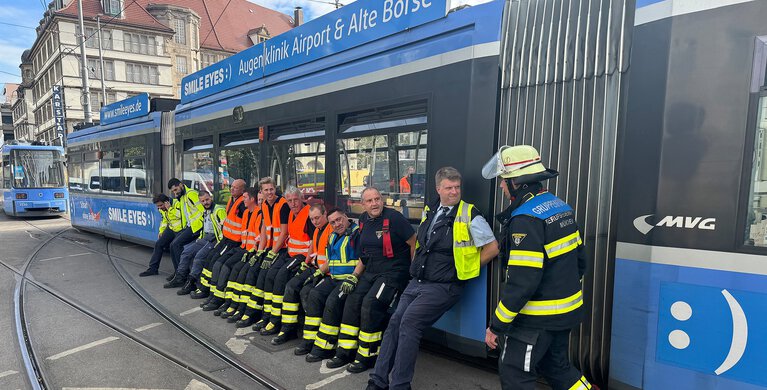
[1,144,65,153]
[66,111,163,147]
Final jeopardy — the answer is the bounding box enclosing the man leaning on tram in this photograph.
[367,166,499,390]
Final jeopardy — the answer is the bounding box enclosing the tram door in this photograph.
[267,121,326,203]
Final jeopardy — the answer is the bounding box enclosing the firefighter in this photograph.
[271,203,332,345]
[368,167,499,390]
[259,186,314,336]
[141,193,183,277]
[202,186,260,313]
[168,191,226,292]
[166,178,205,281]
[251,177,291,331]
[482,145,590,390]
[327,187,416,373]
[222,191,265,325]
[193,179,247,301]
[304,208,361,362]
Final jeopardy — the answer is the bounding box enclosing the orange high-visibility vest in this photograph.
[262,197,288,249]
[222,195,245,242]
[313,224,332,268]
[287,205,312,257]
[243,208,263,251]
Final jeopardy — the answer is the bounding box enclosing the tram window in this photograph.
[2,157,10,188]
[68,153,84,192]
[269,141,325,201]
[123,145,147,196]
[746,96,767,247]
[183,151,214,196]
[100,158,122,194]
[83,152,100,192]
[219,147,260,204]
[337,130,428,221]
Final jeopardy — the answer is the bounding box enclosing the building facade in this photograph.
[12,0,295,145]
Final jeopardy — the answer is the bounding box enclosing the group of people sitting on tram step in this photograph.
[139,144,593,390]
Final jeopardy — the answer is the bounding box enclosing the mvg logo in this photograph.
[633,214,716,235]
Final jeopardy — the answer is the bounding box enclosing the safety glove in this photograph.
[248,253,259,267]
[340,274,358,294]
[261,250,278,269]
[304,268,324,287]
[299,261,311,272]
[240,252,251,263]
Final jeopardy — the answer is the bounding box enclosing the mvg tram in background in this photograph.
[0,143,68,216]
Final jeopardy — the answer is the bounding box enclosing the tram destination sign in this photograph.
[100,93,150,125]
[181,0,449,104]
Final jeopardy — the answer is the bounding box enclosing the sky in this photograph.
[0,0,490,102]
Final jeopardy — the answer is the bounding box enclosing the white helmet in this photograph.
[482,145,548,179]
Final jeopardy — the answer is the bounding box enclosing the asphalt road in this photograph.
[0,212,516,390]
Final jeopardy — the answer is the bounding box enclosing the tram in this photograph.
[66,94,177,246]
[0,142,68,217]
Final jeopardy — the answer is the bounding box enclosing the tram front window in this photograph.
[10,150,65,189]
[269,140,325,201]
[337,130,427,221]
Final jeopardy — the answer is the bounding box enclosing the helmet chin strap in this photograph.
[506,179,540,210]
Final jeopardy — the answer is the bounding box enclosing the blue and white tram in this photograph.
[64,0,632,386]
[0,143,68,216]
[66,94,177,246]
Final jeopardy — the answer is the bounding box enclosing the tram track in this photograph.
[2,219,282,390]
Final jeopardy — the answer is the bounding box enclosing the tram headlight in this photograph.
[54,192,65,198]
[15,193,27,200]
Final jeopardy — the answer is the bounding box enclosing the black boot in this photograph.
[177,278,196,295]
[213,301,231,316]
[165,272,176,282]
[164,275,186,289]
[236,314,257,328]
[139,269,158,277]
[252,318,268,332]
[202,297,224,311]
[227,311,244,323]
[327,356,351,369]
[294,341,312,356]
[271,330,296,345]
[220,305,237,318]
[191,286,209,299]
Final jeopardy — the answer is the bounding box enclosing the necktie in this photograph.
[427,206,450,241]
